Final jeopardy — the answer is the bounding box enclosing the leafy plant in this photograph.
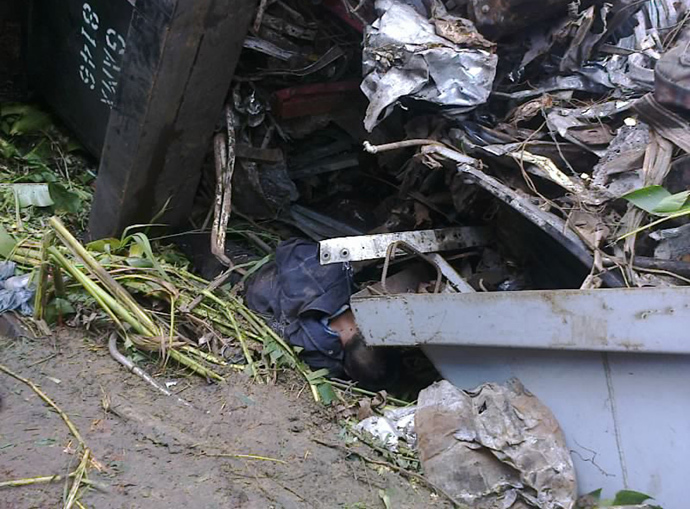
[0,102,93,235]
[620,185,690,240]
[623,186,690,215]
[0,103,53,136]
[577,488,661,508]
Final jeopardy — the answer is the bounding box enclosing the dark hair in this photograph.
[343,333,398,390]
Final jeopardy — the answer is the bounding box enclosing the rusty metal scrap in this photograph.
[416,379,577,509]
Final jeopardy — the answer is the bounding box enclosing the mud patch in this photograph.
[0,330,446,509]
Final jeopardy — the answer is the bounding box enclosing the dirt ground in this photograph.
[0,329,446,509]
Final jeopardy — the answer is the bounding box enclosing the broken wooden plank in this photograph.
[89,0,257,239]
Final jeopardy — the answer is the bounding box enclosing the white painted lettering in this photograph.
[105,29,126,56]
[80,26,97,48]
[80,44,96,69]
[82,3,100,31]
[79,65,96,90]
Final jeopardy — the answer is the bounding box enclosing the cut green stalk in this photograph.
[202,290,258,379]
[9,253,41,266]
[33,232,53,321]
[180,346,227,366]
[50,217,160,336]
[167,349,224,382]
[50,248,133,334]
[617,209,690,241]
[64,449,90,509]
[329,380,412,407]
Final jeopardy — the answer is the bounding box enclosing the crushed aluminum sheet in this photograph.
[360,0,497,132]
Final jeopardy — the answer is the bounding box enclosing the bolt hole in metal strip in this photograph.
[318,227,490,265]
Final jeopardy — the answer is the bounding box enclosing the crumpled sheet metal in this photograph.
[415,379,577,509]
[361,0,497,132]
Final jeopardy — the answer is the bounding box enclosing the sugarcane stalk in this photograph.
[33,232,53,321]
[202,290,257,379]
[167,349,224,382]
[64,449,90,509]
[180,346,227,366]
[49,248,130,332]
[0,364,86,447]
[49,217,160,336]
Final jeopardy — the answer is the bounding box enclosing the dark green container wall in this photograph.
[28,0,134,156]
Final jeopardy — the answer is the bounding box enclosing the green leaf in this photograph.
[317,382,336,405]
[65,138,85,153]
[0,103,33,117]
[129,243,144,257]
[584,488,602,501]
[612,490,652,505]
[23,139,52,163]
[45,297,76,324]
[0,137,17,158]
[24,169,58,183]
[48,183,82,214]
[9,106,53,135]
[126,257,154,268]
[622,185,690,216]
[379,489,392,509]
[0,224,16,258]
[306,368,331,382]
[131,233,169,281]
[86,238,122,253]
[12,183,54,208]
[653,190,690,214]
[622,186,671,214]
[269,348,283,363]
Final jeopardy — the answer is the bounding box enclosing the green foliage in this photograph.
[619,184,690,240]
[1,103,53,135]
[48,183,83,214]
[623,185,690,216]
[0,224,17,258]
[0,102,94,234]
[611,490,652,505]
[45,297,76,325]
[577,487,661,508]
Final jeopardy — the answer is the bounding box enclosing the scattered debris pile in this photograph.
[195,0,690,297]
[2,0,690,506]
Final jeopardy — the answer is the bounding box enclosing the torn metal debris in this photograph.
[416,379,577,509]
[361,0,497,131]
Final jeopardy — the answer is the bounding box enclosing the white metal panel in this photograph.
[351,287,690,353]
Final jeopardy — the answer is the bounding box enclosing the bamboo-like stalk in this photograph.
[329,380,412,406]
[64,449,90,509]
[167,349,224,382]
[49,217,160,336]
[0,363,86,447]
[33,232,53,321]
[10,253,41,266]
[202,290,257,379]
[49,248,127,332]
[0,473,104,490]
[180,346,227,366]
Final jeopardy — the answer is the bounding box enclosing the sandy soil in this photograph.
[0,329,448,509]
